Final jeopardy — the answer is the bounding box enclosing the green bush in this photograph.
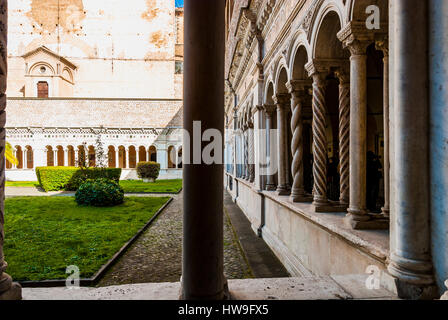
[136,162,160,181]
[36,167,122,191]
[75,178,124,207]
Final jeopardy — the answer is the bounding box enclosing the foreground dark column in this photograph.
[182,0,227,300]
[0,0,22,300]
[387,0,437,299]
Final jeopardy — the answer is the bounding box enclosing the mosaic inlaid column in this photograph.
[0,0,22,300]
[274,94,290,196]
[243,127,249,180]
[264,105,277,191]
[248,121,255,183]
[287,80,311,202]
[376,37,390,218]
[335,68,350,207]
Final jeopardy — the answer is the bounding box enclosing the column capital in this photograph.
[263,104,276,116]
[272,93,290,107]
[251,104,263,115]
[286,80,312,94]
[375,34,389,57]
[334,65,350,85]
[337,21,375,55]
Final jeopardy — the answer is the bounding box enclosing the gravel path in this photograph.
[97,192,253,286]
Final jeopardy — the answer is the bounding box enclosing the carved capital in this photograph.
[375,34,389,57]
[334,66,350,85]
[273,93,290,107]
[337,22,374,56]
[263,104,276,116]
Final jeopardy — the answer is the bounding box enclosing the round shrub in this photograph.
[75,178,124,207]
[137,162,160,182]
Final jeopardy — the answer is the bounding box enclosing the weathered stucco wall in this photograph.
[8,0,181,98]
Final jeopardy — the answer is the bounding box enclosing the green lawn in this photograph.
[120,179,182,193]
[6,179,183,193]
[5,181,39,188]
[4,196,170,281]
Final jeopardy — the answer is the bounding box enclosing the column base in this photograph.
[387,263,438,300]
[179,276,231,300]
[0,274,22,301]
[345,212,389,230]
[290,192,313,203]
[381,206,390,218]
[276,186,290,196]
[265,184,277,191]
[313,199,348,213]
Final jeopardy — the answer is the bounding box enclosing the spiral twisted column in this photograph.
[310,72,329,207]
[287,80,311,202]
[274,94,291,196]
[0,0,22,300]
[335,69,350,207]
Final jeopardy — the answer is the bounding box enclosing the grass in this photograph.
[5,181,39,188]
[6,179,183,194]
[119,179,182,193]
[4,196,170,281]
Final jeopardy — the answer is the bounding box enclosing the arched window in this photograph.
[118,146,126,168]
[26,146,34,169]
[138,146,147,163]
[37,81,49,98]
[67,146,75,166]
[15,146,23,169]
[56,146,64,166]
[177,147,183,169]
[128,146,137,168]
[108,146,116,168]
[149,146,157,162]
[46,146,54,166]
[168,146,176,168]
[77,145,86,167]
[88,146,96,167]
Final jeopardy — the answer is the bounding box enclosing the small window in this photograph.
[175,61,183,74]
[37,81,49,98]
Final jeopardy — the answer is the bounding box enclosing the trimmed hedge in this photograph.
[75,178,124,207]
[136,162,160,180]
[36,167,122,191]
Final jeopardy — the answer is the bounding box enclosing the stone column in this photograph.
[335,68,350,207]
[387,0,437,299]
[182,0,227,300]
[376,37,390,218]
[263,105,276,191]
[252,105,264,189]
[273,94,290,196]
[287,80,311,202]
[243,126,249,180]
[0,0,22,300]
[338,26,374,227]
[306,67,329,210]
[248,121,255,183]
[64,148,69,167]
[115,149,119,168]
[126,147,131,169]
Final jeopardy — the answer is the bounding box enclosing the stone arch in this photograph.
[128,146,137,168]
[77,145,86,167]
[29,62,56,76]
[67,145,75,166]
[275,66,289,95]
[265,81,275,105]
[288,31,312,79]
[108,146,116,168]
[118,146,126,168]
[56,145,64,166]
[46,146,54,167]
[88,145,96,167]
[138,146,147,163]
[148,145,157,162]
[310,2,347,59]
[14,146,23,169]
[291,45,310,81]
[177,146,183,169]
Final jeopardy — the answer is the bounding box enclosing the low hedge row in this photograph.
[36,167,122,191]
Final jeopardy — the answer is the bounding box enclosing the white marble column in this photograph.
[0,0,22,300]
[126,148,131,169]
[263,105,276,191]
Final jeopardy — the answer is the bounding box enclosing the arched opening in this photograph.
[118,146,126,168]
[46,146,54,167]
[366,43,385,213]
[313,10,350,203]
[128,146,137,168]
[56,146,64,166]
[77,146,86,167]
[67,146,75,166]
[6,159,12,169]
[15,146,23,169]
[88,146,96,167]
[138,146,147,163]
[177,147,183,168]
[168,146,176,168]
[108,146,116,168]
[148,146,157,162]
